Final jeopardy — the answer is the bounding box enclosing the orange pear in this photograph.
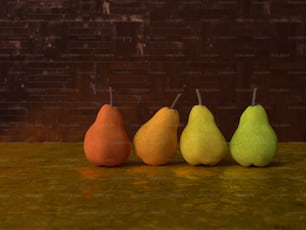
[133,94,181,166]
[84,87,131,167]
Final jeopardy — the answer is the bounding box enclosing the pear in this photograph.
[230,88,278,167]
[83,87,131,167]
[180,89,228,166]
[133,93,181,166]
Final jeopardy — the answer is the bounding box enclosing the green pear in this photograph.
[180,89,228,166]
[230,88,278,167]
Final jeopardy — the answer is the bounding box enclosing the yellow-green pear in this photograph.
[230,88,278,167]
[180,89,228,166]
[133,94,181,166]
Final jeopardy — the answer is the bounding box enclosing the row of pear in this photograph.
[84,88,278,167]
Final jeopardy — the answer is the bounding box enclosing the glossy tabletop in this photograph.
[1,143,306,229]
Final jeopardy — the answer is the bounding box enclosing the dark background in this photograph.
[0,0,305,142]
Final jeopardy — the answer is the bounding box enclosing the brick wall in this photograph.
[0,0,305,142]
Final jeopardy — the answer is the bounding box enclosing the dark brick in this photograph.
[0,0,305,141]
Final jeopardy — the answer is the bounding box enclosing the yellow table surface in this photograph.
[0,142,306,229]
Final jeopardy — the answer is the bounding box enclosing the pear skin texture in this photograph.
[133,107,180,166]
[84,104,131,167]
[180,105,228,166]
[230,105,278,167]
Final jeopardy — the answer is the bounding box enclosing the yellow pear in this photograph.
[133,94,181,166]
[180,89,228,165]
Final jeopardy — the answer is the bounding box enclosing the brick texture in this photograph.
[0,0,305,141]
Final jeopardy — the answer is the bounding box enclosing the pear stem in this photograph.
[252,87,257,106]
[195,88,202,105]
[109,86,113,106]
[170,93,182,109]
